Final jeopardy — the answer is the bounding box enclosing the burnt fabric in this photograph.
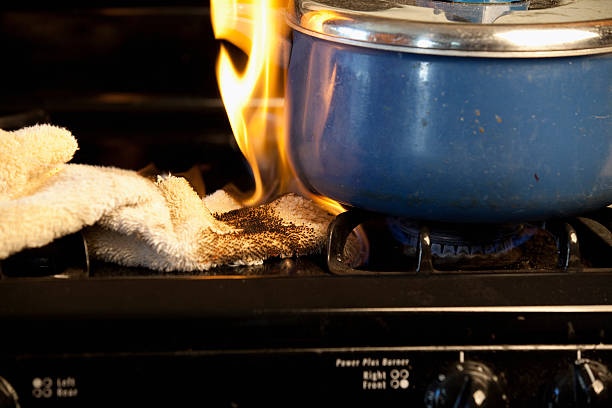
[0,125,333,271]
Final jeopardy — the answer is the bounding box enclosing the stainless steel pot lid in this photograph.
[286,0,612,57]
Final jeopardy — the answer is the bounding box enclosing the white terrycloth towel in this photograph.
[0,125,334,272]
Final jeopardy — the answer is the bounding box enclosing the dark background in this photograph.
[0,0,250,190]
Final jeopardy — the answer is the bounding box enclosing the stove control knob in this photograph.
[425,360,508,408]
[0,377,19,408]
[545,358,612,407]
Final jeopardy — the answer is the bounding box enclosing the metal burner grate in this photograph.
[326,207,612,275]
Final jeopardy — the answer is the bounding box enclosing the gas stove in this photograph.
[2,193,612,407]
[2,1,612,407]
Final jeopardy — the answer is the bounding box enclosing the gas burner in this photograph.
[327,208,612,275]
[386,219,558,271]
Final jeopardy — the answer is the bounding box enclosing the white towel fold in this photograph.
[0,124,334,271]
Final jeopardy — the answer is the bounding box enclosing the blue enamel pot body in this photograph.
[286,30,612,222]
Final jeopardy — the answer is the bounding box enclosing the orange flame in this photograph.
[211,0,287,206]
[211,0,347,216]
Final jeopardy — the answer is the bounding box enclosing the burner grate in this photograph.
[327,208,612,275]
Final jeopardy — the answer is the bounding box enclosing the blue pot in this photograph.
[286,31,612,222]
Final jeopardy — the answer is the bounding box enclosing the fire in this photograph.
[210,0,289,207]
[210,0,346,215]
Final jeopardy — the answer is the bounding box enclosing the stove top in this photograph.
[3,158,611,407]
[2,206,612,329]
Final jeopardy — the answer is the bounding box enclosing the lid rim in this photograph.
[287,0,612,54]
[288,19,612,57]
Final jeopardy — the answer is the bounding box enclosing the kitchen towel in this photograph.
[0,124,334,271]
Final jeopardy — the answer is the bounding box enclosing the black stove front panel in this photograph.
[3,346,612,407]
[2,274,612,407]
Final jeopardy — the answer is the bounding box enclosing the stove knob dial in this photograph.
[425,360,508,408]
[545,359,612,407]
[0,377,19,408]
